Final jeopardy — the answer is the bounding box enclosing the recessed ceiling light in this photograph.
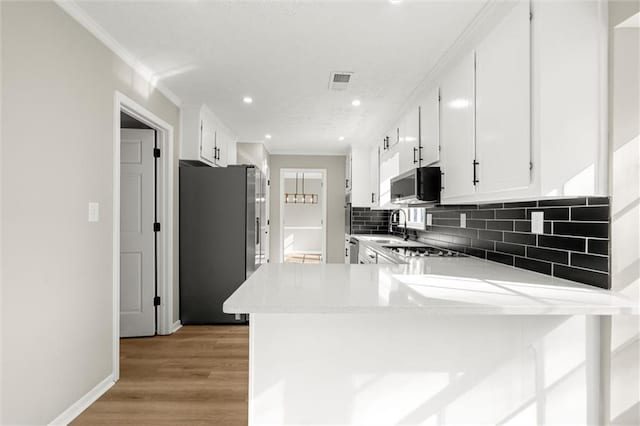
[265,134,272,139]
[242,96,253,104]
[351,99,361,107]
[389,0,403,4]
[339,136,345,141]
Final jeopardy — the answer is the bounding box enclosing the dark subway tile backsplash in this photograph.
[388,197,611,289]
[351,207,391,235]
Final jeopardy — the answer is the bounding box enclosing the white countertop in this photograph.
[224,235,638,315]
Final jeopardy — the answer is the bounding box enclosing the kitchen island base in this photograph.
[248,313,604,426]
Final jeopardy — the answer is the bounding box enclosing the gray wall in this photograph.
[1,2,180,424]
[270,155,346,263]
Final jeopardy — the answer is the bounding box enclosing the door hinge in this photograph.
[154,296,161,306]
[153,148,161,158]
[153,222,161,232]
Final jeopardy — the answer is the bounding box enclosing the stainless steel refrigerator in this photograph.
[179,162,266,324]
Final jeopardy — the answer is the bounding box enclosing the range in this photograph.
[384,246,466,258]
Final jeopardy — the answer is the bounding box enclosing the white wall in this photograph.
[270,155,345,263]
[609,2,640,424]
[1,2,180,424]
[283,178,323,254]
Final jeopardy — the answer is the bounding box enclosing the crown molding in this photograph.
[54,0,182,107]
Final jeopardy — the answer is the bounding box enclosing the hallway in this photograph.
[73,326,249,425]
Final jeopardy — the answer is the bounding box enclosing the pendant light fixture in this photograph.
[285,172,319,204]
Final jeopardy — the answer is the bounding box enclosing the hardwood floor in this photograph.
[73,326,249,425]
[284,253,322,264]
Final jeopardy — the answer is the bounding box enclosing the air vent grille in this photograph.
[333,73,351,83]
[329,71,354,91]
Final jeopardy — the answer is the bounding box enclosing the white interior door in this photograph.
[120,128,156,337]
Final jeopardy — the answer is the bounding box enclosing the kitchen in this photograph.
[1,0,638,425]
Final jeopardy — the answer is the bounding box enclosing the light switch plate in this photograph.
[88,202,99,223]
[531,211,544,234]
[460,213,467,228]
[426,213,433,226]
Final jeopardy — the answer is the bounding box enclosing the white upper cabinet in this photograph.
[347,147,371,208]
[440,52,476,200]
[215,128,231,167]
[398,106,420,175]
[475,0,530,194]
[181,104,236,167]
[419,87,440,166]
[200,117,216,164]
[369,146,380,208]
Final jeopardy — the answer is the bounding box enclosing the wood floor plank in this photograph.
[72,325,249,425]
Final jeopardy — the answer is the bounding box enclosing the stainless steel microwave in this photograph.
[390,166,441,205]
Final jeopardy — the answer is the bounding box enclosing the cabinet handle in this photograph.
[256,217,260,245]
[472,160,480,186]
[371,192,375,203]
[413,147,418,164]
[441,172,445,190]
[419,145,423,162]
[346,248,349,257]
[345,179,349,189]
[216,147,221,161]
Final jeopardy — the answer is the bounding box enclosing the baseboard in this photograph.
[171,320,182,333]
[49,374,115,425]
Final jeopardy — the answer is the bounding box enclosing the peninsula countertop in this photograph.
[223,257,638,315]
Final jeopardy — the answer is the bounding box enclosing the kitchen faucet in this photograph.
[390,209,409,241]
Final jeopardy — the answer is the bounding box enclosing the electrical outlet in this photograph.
[460,213,467,228]
[531,211,544,234]
[426,213,433,226]
[88,202,99,223]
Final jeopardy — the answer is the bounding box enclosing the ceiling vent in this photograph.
[329,72,353,91]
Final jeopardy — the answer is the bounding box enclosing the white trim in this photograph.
[54,0,181,107]
[48,374,115,426]
[114,92,175,383]
[171,320,183,334]
[279,168,328,263]
[269,149,348,156]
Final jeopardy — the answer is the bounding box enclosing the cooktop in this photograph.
[383,245,467,258]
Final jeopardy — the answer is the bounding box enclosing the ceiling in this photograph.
[74,0,488,154]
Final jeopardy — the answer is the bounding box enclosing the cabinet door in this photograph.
[215,130,229,167]
[398,107,420,175]
[345,151,352,192]
[476,0,530,194]
[200,119,216,164]
[369,146,379,207]
[440,53,476,200]
[420,87,440,166]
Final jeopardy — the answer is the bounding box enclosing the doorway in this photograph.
[280,168,327,264]
[113,92,174,381]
